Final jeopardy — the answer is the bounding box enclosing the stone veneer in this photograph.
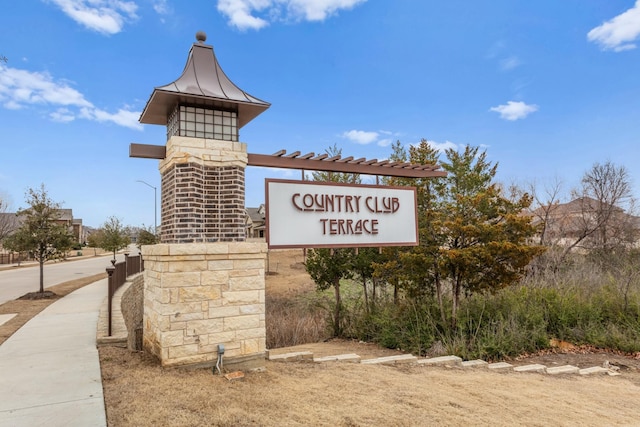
[142,242,268,369]
[159,136,247,244]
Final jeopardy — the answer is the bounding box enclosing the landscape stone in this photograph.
[417,355,462,367]
[361,354,418,365]
[513,364,547,373]
[487,362,513,371]
[314,354,361,363]
[461,359,488,368]
[546,365,580,375]
[579,366,611,376]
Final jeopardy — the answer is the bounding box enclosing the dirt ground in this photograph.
[98,249,640,426]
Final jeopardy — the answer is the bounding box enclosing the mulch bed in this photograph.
[18,291,59,300]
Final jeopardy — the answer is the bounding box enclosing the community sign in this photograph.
[265,179,418,249]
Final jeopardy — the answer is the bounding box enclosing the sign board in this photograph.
[265,179,418,249]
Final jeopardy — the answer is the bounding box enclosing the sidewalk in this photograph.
[0,279,109,426]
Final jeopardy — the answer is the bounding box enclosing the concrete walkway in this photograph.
[0,279,108,427]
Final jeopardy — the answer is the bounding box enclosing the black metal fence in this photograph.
[106,253,144,336]
[0,252,29,265]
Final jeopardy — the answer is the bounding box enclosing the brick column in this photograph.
[159,136,247,244]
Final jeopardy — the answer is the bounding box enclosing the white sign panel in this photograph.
[265,179,418,248]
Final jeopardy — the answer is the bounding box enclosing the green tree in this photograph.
[351,247,382,313]
[376,140,448,319]
[136,225,159,248]
[3,185,74,293]
[98,216,131,260]
[304,144,361,336]
[305,248,353,336]
[86,229,105,256]
[376,142,544,327]
[309,143,361,184]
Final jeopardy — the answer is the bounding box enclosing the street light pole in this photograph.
[136,180,157,235]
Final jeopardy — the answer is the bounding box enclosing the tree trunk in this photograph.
[393,280,398,305]
[333,279,342,336]
[435,272,446,325]
[362,277,369,314]
[451,275,461,329]
[372,277,377,304]
[39,258,44,294]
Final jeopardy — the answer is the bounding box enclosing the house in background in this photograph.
[529,197,640,250]
[0,208,84,249]
[246,204,266,239]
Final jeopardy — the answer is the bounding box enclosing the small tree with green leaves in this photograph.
[375,142,544,328]
[98,216,130,260]
[3,185,74,294]
[304,144,361,336]
[305,247,354,336]
[86,229,105,256]
[137,225,159,248]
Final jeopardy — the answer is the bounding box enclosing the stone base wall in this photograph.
[121,273,144,351]
[141,242,267,369]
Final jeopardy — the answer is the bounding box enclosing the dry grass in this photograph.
[266,294,327,348]
[100,345,640,427]
[99,248,640,426]
[265,249,328,348]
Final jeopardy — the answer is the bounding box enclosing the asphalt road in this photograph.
[0,254,125,305]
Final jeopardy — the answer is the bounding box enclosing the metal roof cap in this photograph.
[139,31,270,129]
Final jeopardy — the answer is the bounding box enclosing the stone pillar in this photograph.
[142,242,267,369]
[159,136,247,244]
[143,135,268,370]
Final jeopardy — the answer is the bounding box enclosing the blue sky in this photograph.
[1,1,639,229]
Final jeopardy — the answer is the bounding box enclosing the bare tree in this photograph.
[526,163,636,268]
[547,161,635,261]
[527,177,565,247]
[0,196,15,243]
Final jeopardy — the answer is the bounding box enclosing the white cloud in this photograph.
[217,0,367,30]
[500,56,522,71]
[490,101,538,121]
[152,0,170,15]
[424,140,459,153]
[50,108,76,122]
[342,129,403,147]
[0,65,142,130]
[46,0,138,35]
[287,0,367,21]
[587,1,640,52]
[342,129,378,145]
[81,106,142,129]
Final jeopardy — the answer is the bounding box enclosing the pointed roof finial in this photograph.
[196,31,207,43]
[139,31,270,128]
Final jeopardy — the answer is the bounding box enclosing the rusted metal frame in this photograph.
[337,156,354,163]
[130,143,166,159]
[129,144,448,177]
[247,153,447,178]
